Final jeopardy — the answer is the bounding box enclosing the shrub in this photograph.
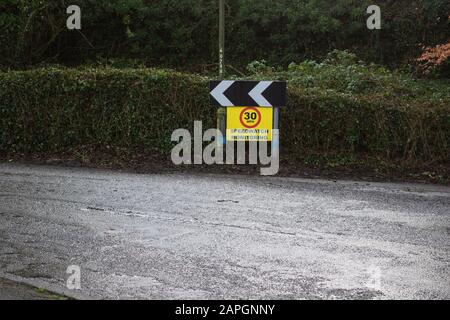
[417,42,450,77]
[0,68,212,154]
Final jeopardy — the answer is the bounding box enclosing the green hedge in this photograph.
[0,68,213,154]
[284,88,450,164]
[0,67,449,166]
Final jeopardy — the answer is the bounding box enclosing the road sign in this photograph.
[226,107,273,141]
[210,80,286,107]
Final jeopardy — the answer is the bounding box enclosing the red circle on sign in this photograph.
[240,107,262,129]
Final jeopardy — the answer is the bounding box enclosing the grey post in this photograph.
[272,107,280,155]
[217,0,226,146]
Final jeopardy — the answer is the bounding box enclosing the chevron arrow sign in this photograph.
[210,80,286,107]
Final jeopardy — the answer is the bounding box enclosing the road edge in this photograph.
[0,271,93,300]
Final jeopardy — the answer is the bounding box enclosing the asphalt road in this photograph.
[0,163,449,300]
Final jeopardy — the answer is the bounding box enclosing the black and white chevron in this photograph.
[210,80,286,107]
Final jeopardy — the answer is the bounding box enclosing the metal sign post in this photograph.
[219,0,225,79]
[217,0,226,146]
[214,1,285,154]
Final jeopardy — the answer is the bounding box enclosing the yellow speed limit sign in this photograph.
[226,107,273,141]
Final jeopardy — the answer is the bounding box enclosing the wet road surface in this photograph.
[0,163,449,299]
